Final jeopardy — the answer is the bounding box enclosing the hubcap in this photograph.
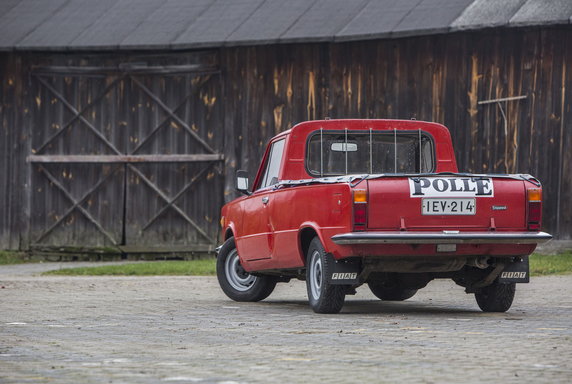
[309,250,322,300]
[225,249,257,292]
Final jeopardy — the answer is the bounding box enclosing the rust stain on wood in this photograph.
[287,65,293,105]
[274,104,284,133]
[273,68,279,96]
[307,71,316,120]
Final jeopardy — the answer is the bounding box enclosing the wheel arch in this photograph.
[224,227,234,241]
[298,223,325,266]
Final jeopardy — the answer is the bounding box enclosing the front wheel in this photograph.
[474,282,515,312]
[216,237,277,302]
[306,237,346,314]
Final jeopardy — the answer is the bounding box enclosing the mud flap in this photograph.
[498,256,530,283]
[328,257,361,285]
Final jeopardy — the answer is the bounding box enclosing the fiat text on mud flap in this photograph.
[216,119,551,314]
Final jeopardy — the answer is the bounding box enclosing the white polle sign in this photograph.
[409,177,494,197]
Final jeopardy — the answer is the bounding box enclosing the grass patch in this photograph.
[35,252,572,277]
[43,259,217,276]
[0,251,30,265]
[530,252,572,276]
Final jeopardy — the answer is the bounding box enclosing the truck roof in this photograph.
[286,119,452,139]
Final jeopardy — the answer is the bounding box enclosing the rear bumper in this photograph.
[331,231,552,245]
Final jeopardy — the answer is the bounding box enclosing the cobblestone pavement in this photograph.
[1,267,571,383]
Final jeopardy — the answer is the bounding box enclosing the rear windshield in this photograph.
[306,130,434,176]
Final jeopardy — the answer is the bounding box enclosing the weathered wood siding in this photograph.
[2,52,224,251]
[1,26,571,251]
[1,54,30,250]
[223,27,571,239]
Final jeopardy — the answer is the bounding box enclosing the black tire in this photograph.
[368,281,418,301]
[475,282,516,312]
[306,237,346,314]
[216,237,277,302]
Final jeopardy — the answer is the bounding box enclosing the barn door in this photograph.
[123,71,223,251]
[28,57,223,252]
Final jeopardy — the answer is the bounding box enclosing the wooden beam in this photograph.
[118,245,216,254]
[31,64,220,76]
[27,154,224,163]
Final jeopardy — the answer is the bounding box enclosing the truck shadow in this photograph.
[264,299,483,316]
[342,300,481,315]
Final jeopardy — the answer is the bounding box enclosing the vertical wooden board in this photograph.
[327,44,343,119]
[515,30,540,173]
[361,41,379,119]
[221,48,241,202]
[0,54,9,247]
[401,36,420,120]
[0,54,12,248]
[0,53,29,249]
[557,28,572,238]
[387,39,401,119]
[548,28,570,238]
[373,40,395,118]
[532,29,559,234]
[417,36,435,122]
[442,33,471,172]
[430,35,445,124]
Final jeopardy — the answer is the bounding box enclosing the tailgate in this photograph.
[367,176,526,231]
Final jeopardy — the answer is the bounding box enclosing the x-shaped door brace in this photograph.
[32,73,221,245]
[34,164,121,245]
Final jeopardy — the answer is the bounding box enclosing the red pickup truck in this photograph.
[216,119,552,313]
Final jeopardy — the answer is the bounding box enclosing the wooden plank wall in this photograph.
[1,51,225,251]
[1,26,570,250]
[0,54,31,250]
[222,27,571,239]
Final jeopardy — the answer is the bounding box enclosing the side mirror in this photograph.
[235,170,251,195]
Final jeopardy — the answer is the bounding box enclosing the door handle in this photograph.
[262,196,269,205]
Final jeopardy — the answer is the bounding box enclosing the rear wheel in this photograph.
[216,237,277,302]
[306,237,346,314]
[475,282,515,312]
[368,281,417,301]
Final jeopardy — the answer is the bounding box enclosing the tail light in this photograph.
[527,188,542,231]
[353,189,367,231]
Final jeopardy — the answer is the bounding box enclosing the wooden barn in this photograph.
[1,0,571,257]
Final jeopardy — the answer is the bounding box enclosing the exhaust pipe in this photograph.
[467,256,490,269]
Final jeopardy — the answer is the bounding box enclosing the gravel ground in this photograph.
[1,264,571,383]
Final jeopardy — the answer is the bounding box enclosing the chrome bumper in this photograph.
[331,231,553,245]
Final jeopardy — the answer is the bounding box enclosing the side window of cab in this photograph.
[258,139,285,190]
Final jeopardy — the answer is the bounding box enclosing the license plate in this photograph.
[422,198,476,215]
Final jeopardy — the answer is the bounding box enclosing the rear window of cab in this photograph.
[306,130,435,176]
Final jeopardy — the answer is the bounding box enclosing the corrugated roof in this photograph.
[0,0,570,51]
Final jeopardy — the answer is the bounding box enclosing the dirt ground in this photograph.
[1,263,571,383]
